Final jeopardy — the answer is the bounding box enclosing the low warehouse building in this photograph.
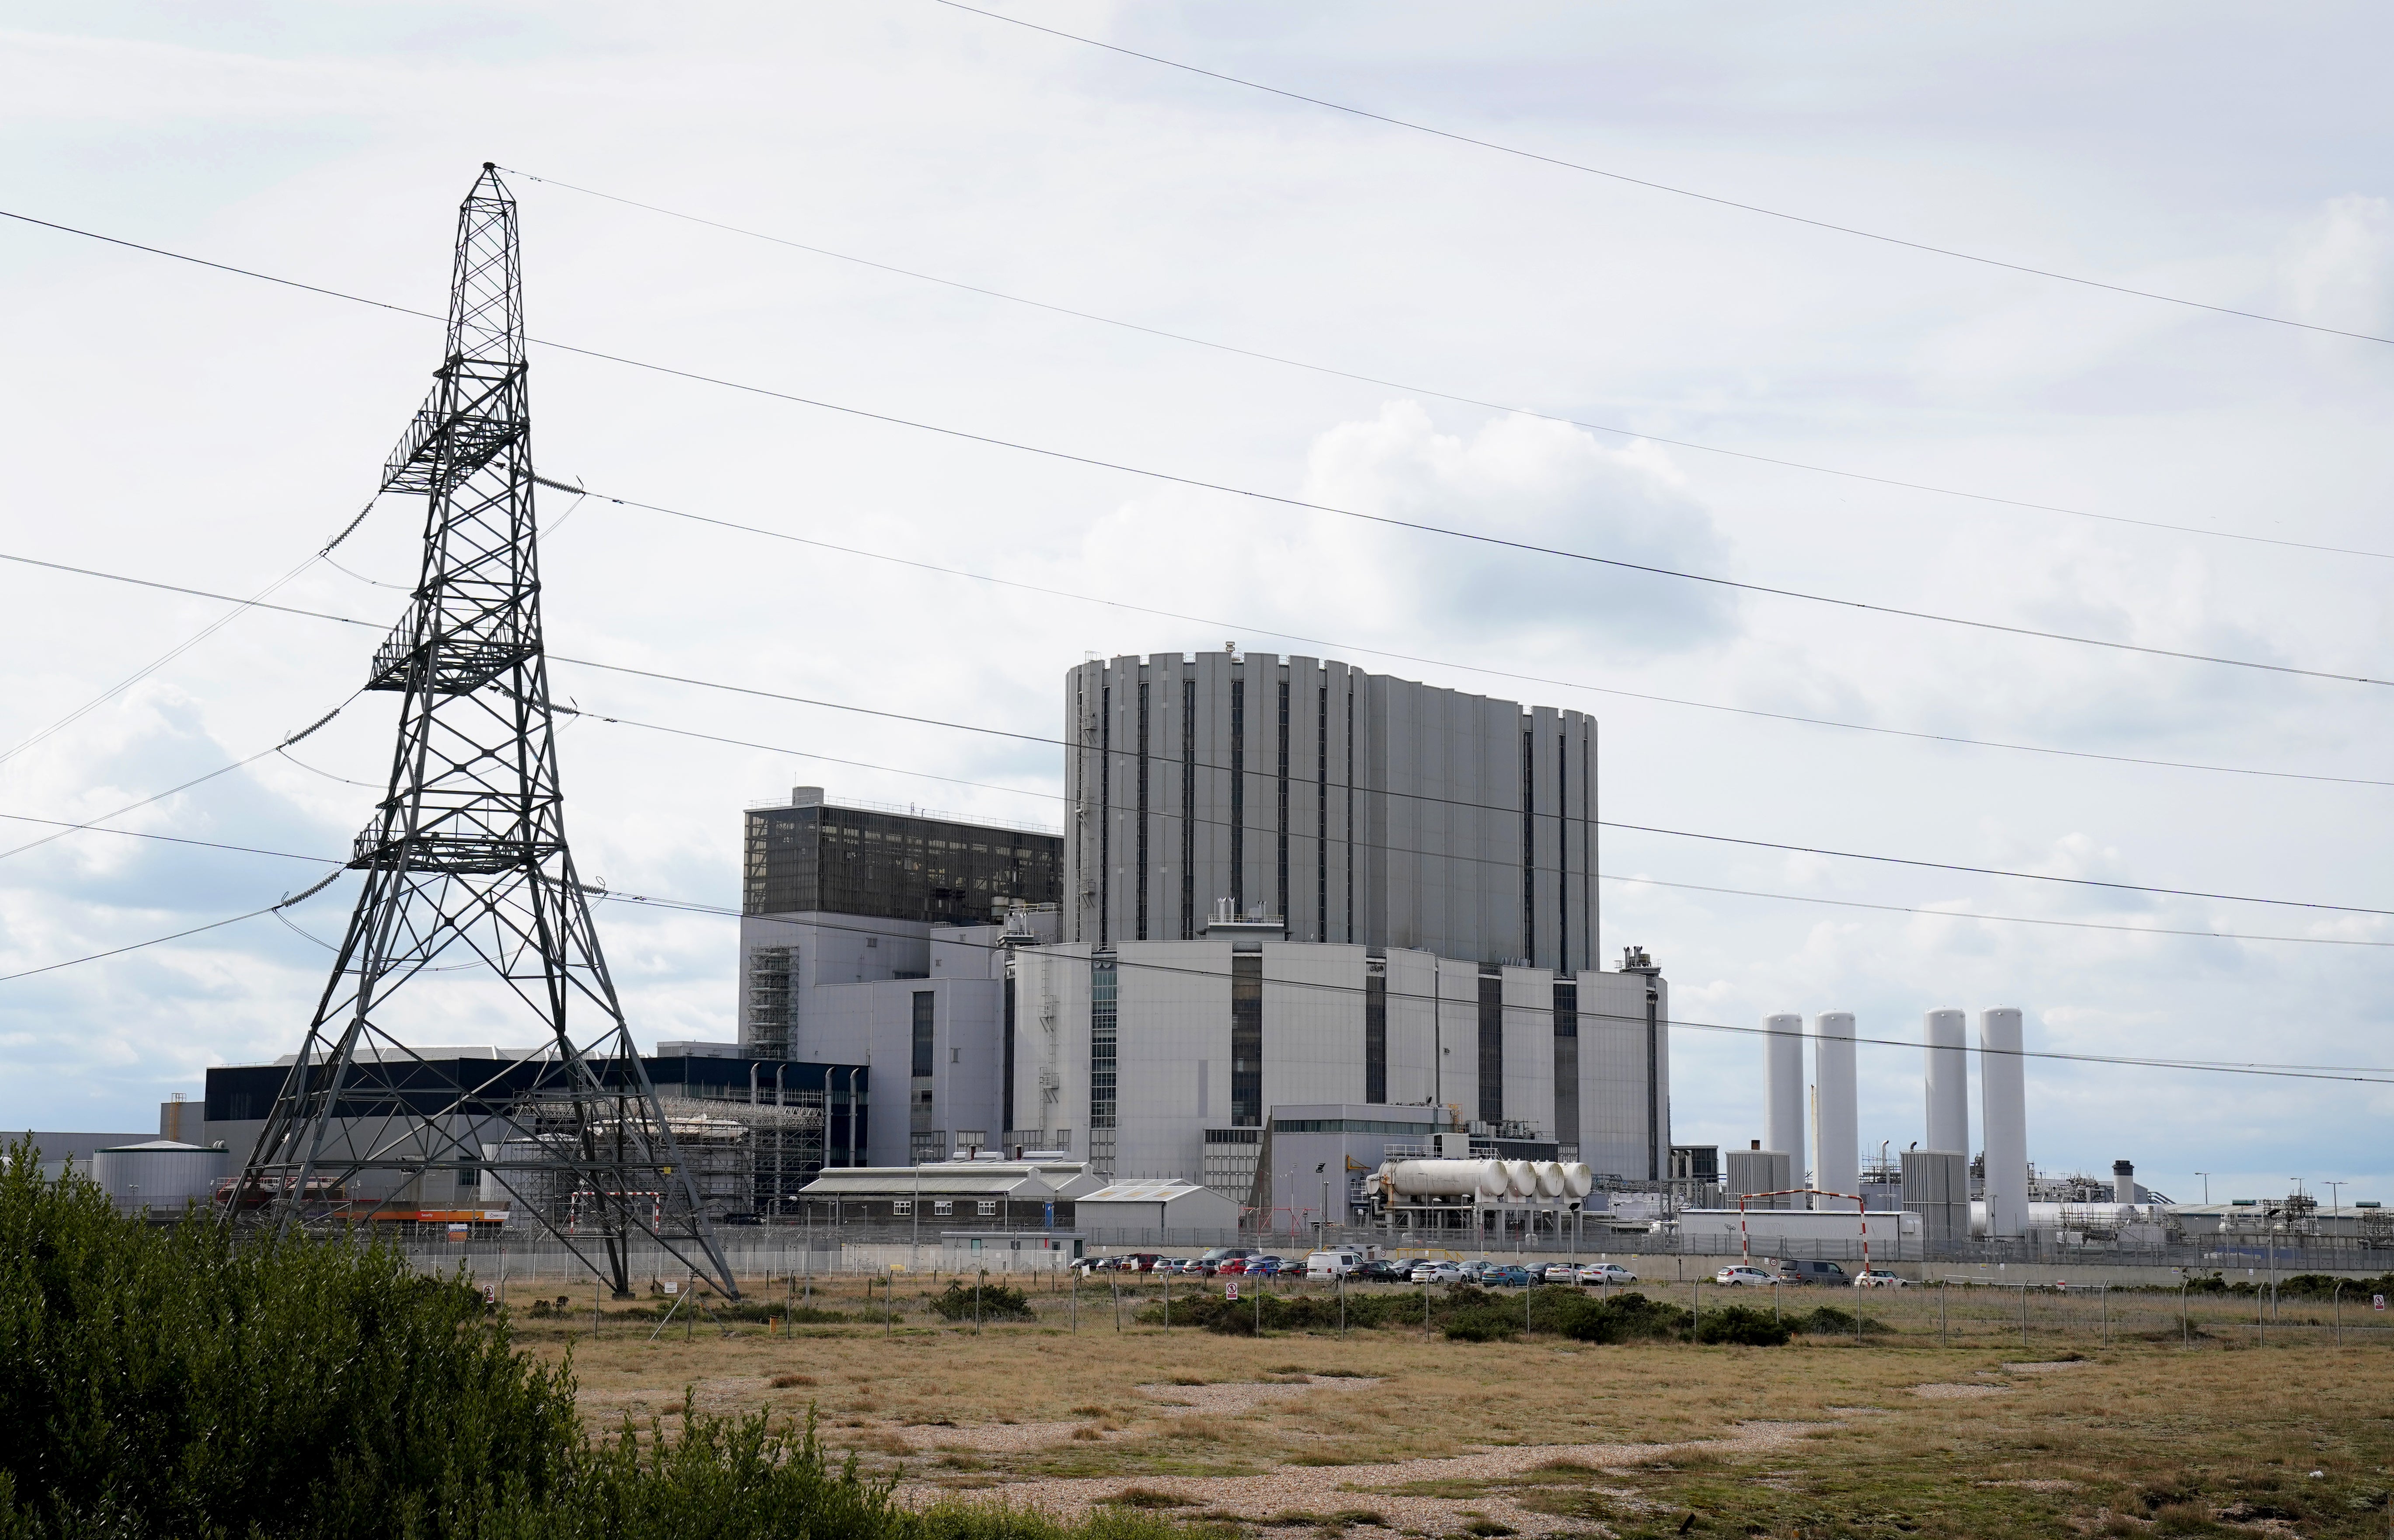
[1075,1178,1239,1236]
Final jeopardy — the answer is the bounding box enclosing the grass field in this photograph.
[500,1272,2394,1538]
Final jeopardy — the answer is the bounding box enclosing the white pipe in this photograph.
[1812,1012,1859,1201]
[1922,1008,1969,1157]
[1979,1007,2029,1239]
[1763,1013,1805,1185]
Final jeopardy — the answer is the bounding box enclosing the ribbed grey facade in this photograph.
[1064,654,1597,970]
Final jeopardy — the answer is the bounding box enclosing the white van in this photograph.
[1305,1249,1364,1279]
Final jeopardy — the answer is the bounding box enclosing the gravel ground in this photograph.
[1911,1382,2013,1398]
[897,1415,1848,1535]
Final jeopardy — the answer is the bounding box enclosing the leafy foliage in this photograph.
[1691,1304,1792,1345]
[0,1140,1164,1540]
[927,1279,1035,1321]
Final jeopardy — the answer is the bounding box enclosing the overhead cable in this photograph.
[504,169,2394,563]
[5,206,2380,685]
[589,894,2394,1085]
[0,869,345,986]
[0,539,2379,918]
[532,474,2394,791]
[924,0,2394,348]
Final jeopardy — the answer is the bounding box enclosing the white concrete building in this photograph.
[1002,938,1668,1189]
[1063,652,1598,970]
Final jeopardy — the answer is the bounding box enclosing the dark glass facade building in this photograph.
[742,802,1064,923]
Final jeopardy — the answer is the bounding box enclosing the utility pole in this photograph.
[235,165,731,1300]
[2195,1172,2210,1205]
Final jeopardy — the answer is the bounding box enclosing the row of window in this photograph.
[890,1198,1000,1217]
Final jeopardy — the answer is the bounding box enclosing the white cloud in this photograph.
[2283,195,2394,339]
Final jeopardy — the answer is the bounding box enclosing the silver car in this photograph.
[1409,1261,1465,1284]
[1580,1262,1638,1285]
[1713,1264,1777,1287]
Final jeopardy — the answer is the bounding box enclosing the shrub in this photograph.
[0,1140,1175,1540]
[1692,1305,1792,1346]
[1551,1290,1688,1344]
[926,1279,1034,1321]
[1791,1304,1891,1336]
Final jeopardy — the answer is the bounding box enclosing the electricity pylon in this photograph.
[237,165,735,1298]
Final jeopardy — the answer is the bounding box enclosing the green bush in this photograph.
[926,1279,1034,1321]
[1692,1304,1792,1346]
[1791,1304,1891,1336]
[1553,1289,1690,1344]
[0,1140,1170,1540]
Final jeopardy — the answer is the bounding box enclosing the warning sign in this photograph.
[2373,1293,2386,1312]
[1225,1280,1240,1302]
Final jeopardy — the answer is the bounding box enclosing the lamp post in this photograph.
[2194,1172,2210,1205]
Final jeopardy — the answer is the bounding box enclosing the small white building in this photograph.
[1075,1178,1239,1235]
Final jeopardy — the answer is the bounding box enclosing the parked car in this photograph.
[1714,1265,1778,1287]
[1579,1262,1638,1285]
[1354,1258,1409,1282]
[1852,1269,1910,1288]
[1456,1260,1496,1282]
[1409,1261,1465,1284]
[1197,1247,1259,1275]
[1482,1264,1534,1288]
[1540,1263,1582,1284]
[1774,1259,1851,1287]
[1250,1255,1290,1276]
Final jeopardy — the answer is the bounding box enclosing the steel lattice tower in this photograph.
[238,165,735,1298]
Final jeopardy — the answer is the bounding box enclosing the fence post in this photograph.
[2101,1284,2108,1349]
[2020,1283,2028,1348]
[2334,1281,2344,1348]
[2181,1279,2188,1345]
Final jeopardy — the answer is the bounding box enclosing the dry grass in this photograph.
[514,1274,2394,1537]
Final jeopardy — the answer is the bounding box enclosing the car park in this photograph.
[1409,1261,1465,1284]
[1714,1265,1778,1287]
[1853,1269,1910,1288]
[1197,1247,1258,1275]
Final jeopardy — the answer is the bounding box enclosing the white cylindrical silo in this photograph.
[1923,1008,1969,1157]
[1979,1007,2029,1239]
[1532,1160,1566,1199]
[1501,1159,1537,1199]
[1382,1158,1506,1199]
[1812,1012,1859,1199]
[1764,1013,1805,1186]
[1558,1161,1595,1199]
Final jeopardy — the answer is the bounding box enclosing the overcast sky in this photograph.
[3,2,2389,1205]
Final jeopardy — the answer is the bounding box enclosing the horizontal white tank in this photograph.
[91,1140,227,1208]
[1502,1159,1537,1198]
[1382,1158,1507,1199]
[1532,1161,1566,1199]
[1559,1162,1595,1199]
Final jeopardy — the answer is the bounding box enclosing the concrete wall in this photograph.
[1065,654,1596,970]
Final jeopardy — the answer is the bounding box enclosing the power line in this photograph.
[925,0,2394,350]
[3,709,2384,951]
[503,168,2394,563]
[567,706,2394,949]
[591,893,2394,1085]
[0,869,344,986]
[6,205,2381,687]
[534,474,2394,791]
[3,537,2384,918]
[537,655,2394,918]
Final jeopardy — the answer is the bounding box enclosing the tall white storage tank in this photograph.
[1978,1007,2029,1238]
[1922,1009,1969,1158]
[91,1140,227,1209]
[1763,1013,1805,1188]
[1812,1013,1859,1199]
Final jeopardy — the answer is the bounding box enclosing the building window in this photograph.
[1478,971,1504,1126]
[933,1199,953,1217]
[1229,675,1245,910]
[1090,954,1118,1150]
[977,1199,998,1217]
[910,990,935,1078]
[1364,957,1387,1105]
[1275,675,1290,923]
[1136,679,1150,940]
[1231,951,1263,1126]
[894,1199,913,1216]
[1552,980,1579,1151]
[1181,676,1197,940]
